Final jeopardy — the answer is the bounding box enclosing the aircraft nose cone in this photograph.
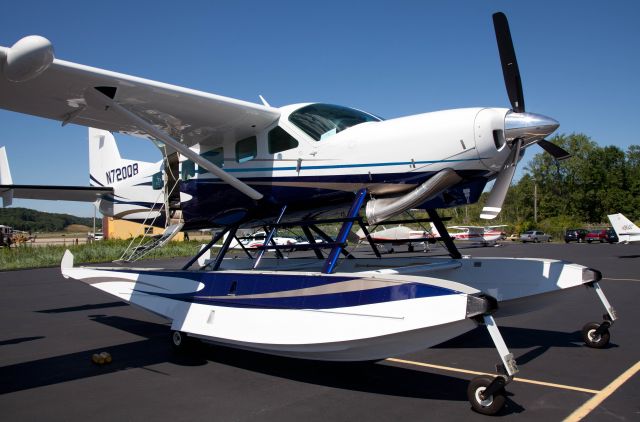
[504,112,559,143]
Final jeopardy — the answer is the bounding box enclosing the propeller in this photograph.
[481,13,569,219]
[493,12,524,113]
[481,139,522,219]
[538,139,571,161]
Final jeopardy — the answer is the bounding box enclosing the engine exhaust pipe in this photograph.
[366,168,462,225]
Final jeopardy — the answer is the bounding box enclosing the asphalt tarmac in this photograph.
[1,242,639,421]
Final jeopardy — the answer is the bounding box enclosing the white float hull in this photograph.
[61,256,487,361]
[60,254,600,361]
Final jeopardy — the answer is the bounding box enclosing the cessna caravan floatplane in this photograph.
[0,13,618,414]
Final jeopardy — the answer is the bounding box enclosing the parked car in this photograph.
[564,228,588,243]
[507,233,520,241]
[585,229,607,243]
[605,228,618,244]
[520,230,551,243]
[87,232,104,241]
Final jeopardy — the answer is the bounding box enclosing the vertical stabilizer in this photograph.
[0,147,14,206]
[89,128,123,187]
[608,213,640,238]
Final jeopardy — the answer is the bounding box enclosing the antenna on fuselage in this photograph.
[258,95,270,107]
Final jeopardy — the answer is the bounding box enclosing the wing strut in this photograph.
[84,87,264,201]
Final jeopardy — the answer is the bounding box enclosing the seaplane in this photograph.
[435,224,507,246]
[0,13,618,415]
[607,213,640,244]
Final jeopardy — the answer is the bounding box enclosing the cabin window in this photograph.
[152,172,163,190]
[289,103,381,141]
[181,160,195,180]
[268,126,299,154]
[236,136,257,163]
[200,147,224,169]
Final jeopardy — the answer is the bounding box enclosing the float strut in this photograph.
[254,205,287,269]
[427,209,461,259]
[322,189,367,274]
[302,226,324,259]
[182,228,229,270]
[208,224,240,271]
[483,314,518,378]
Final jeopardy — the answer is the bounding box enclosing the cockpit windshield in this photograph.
[288,103,382,141]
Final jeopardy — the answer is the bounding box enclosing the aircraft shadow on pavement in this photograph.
[0,336,45,346]
[434,325,618,365]
[35,301,129,314]
[0,315,528,414]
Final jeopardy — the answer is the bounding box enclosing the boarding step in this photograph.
[118,223,184,262]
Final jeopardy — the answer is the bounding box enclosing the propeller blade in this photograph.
[538,139,571,161]
[480,139,522,219]
[493,12,525,113]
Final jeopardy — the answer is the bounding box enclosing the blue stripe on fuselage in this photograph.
[215,157,486,173]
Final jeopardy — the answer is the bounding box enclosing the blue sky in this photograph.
[1,0,639,217]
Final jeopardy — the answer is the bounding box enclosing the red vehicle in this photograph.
[585,229,607,243]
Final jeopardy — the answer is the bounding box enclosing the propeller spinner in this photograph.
[481,13,569,220]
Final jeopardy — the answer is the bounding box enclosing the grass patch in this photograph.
[0,239,204,270]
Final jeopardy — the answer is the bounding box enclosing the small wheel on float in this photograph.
[467,375,506,415]
[582,322,610,349]
[171,330,190,351]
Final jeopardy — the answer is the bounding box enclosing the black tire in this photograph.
[171,330,191,351]
[587,240,592,244]
[534,238,539,243]
[408,244,414,252]
[565,240,570,243]
[582,322,610,349]
[467,375,506,415]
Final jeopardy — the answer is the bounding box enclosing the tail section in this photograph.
[429,222,441,238]
[0,147,14,206]
[89,128,140,187]
[608,213,640,236]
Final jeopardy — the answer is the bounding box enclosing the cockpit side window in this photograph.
[289,103,381,141]
[268,126,299,154]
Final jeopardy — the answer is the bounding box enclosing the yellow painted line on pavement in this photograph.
[386,358,599,394]
[563,360,640,422]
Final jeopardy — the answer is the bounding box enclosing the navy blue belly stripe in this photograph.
[117,270,459,309]
[187,283,454,309]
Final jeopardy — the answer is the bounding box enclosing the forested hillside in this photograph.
[441,133,640,234]
[0,208,100,232]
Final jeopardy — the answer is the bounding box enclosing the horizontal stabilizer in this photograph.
[0,184,113,202]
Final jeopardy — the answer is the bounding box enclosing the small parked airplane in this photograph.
[355,224,434,253]
[446,225,507,246]
[607,213,640,244]
[0,13,616,414]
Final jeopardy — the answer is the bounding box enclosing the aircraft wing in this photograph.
[0,38,281,149]
[0,184,113,203]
